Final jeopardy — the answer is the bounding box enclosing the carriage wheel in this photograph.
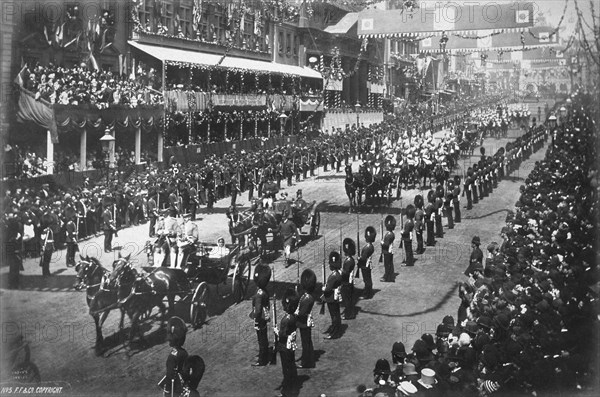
[232,256,251,303]
[309,211,321,238]
[189,282,208,329]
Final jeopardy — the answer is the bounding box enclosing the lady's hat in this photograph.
[420,368,437,386]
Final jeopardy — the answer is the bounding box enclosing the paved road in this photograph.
[0,128,544,396]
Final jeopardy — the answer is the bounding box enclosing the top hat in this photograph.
[420,368,437,386]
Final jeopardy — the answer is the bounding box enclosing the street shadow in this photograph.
[359,282,459,318]
[6,273,79,292]
[318,200,403,216]
[463,208,511,220]
[277,374,310,397]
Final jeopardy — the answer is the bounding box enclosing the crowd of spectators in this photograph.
[360,93,598,396]
[20,63,163,108]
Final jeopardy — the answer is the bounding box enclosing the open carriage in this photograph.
[271,199,321,240]
[143,240,257,328]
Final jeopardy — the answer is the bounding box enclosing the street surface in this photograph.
[1,128,545,396]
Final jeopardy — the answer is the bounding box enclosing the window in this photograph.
[243,14,253,49]
[293,34,298,56]
[137,0,151,28]
[286,32,291,56]
[278,30,284,53]
[196,3,209,40]
[162,0,173,34]
[179,2,192,38]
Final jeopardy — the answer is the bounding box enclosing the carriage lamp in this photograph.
[279,112,288,136]
[100,128,115,182]
[546,113,557,129]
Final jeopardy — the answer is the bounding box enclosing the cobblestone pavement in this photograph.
[1,129,545,397]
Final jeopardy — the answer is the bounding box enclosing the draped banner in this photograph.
[16,87,59,143]
[16,86,164,142]
[358,2,535,38]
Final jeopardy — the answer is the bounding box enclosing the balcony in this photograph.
[164,91,295,112]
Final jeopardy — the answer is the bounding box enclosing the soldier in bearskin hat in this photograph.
[381,215,396,282]
[434,186,444,239]
[414,195,425,255]
[322,251,343,339]
[160,316,188,397]
[274,288,299,396]
[444,180,454,230]
[251,263,272,366]
[296,269,316,368]
[402,205,415,267]
[341,238,356,320]
[453,176,462,222]
[425,191,436,247]
[464,169,473,210]
[358,226,376,299]
[472,164,479,204]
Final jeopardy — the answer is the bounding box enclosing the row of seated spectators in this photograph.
[20,63,163,108]
[361,95,598,396]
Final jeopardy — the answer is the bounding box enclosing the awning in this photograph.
[129,41,322,79]
[324,12,358,34]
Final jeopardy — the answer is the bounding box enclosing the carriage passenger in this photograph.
[207,237,230,259]
[177,217,199,268]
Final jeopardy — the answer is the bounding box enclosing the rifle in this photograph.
[269,266,278,365]
[320,237,326,315]
[295,249,300,294]
[378,215,384,263]
[355,213,361,279]
[399,199,404,250]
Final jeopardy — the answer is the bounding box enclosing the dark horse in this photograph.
[107,257,191,348]
[359,165,393,208]
[344,165,364,212]
[75,255,123,356]
[230,203,281,256]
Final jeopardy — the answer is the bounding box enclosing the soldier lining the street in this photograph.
[295,269,316,369]
[322,251,343,339]
[381,215,396,282]
[251,263,271,367]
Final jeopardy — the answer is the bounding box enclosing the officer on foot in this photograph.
[381,215,396,282]
[322,251,343,339]
[160,316,188,397]
[357,226,376,299]
[413,195,425,254]
[341,238,356,320]
[251,263,271,367]
[402,206,415,267]
[296,269,316,369]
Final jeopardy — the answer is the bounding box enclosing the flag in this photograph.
[14,63,27,87]
[516,10,529,24]
[193,0,203,30]
[89,53,99,71]
[63,32,80,49]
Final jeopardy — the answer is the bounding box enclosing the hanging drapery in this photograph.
[16,86,59,143]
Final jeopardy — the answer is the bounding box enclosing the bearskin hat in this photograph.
[406,204,416,219]
[414,194,424,209]
[167,316,188,347]
[447,180,454,190]
[436,185,445,198]
[473,163,479,171]
[427,190,435,203]
[472,236,481,246]
[454,175,461,185]
[480,147,486,156]
[467,167,474,177]
[253,263,272,289]
[329,251,342,269]
[282,288,299,314]
[343,238,356,256]
[300,268,317,294]
[365,226,377,243]
[385,215,397,231]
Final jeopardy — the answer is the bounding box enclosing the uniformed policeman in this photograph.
[39,224,54,277]
[102,202,116,253]
[251,263,271,367]
[464,236,484,277]
[296,269,316,368]
[322,251,343,339]
[341,238,356,320]
[280,211,299,268]
[434,186,444,239]
[160,316,188,397]
[464,169,473,210]
[357,226,376,299]
[381,215,396,282]
[147,192,158,237]
[444,181,454,230]
[402,205,415,267]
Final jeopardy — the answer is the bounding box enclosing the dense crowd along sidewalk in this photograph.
[358,92,598,397]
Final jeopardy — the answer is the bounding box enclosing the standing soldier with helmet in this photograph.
[322,251,343,339]
[453,176,461,222]
[380,215,396,282]
[159,316,188,397]
[444,180,454,230]
[464,169,473,210]
[434,186,444,239]
[274,288,299,397]
[413,195,425,254]
[296,269,316,369]
[402,206,415,267]
[65,213,78,268]
[251,263,272,367]
[341,238,356,320]
[425,191,436,247]
[357,226,376,299]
